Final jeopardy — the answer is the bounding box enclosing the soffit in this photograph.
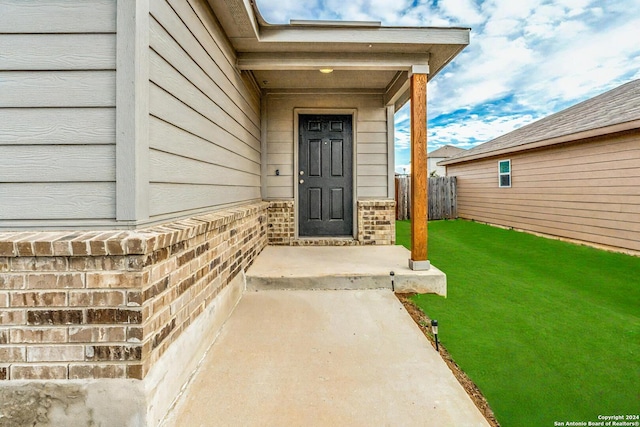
[207,0,256,38]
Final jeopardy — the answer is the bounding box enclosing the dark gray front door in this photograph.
[298,114,353,237]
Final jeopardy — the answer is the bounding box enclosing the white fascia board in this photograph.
[258,26,470,46]
[289,19,382,27]
[243,0,261,37]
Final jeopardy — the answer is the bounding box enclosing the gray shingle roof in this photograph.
[442,78,640,164]
[429,144,466,158]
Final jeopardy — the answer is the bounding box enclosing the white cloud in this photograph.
[438,0,485,25]
[483,17,521,36]
[426,0,640,121]
[428,114,537,147]
[519,15,640,107]
[480,0,539,21]
[554,19,589,36]
[394,106,411,151]
[428,34,535,115]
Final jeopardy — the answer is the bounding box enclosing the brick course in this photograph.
[0,202,268,380]
[267,200,395,246]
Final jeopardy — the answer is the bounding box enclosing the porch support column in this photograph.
[409,66,430,270]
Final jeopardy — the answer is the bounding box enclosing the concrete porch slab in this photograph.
[162,290,489,427]
[246,245,447,295]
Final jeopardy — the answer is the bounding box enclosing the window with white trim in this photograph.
[498,160,511,188]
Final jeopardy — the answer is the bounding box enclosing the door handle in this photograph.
[299,179,304,184]
[299,171,304,175]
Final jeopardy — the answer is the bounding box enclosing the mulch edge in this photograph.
[395,293,501,427]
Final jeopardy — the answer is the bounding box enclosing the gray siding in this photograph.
[148,0,261,219]
[265,93,389,200]
[0,0,117,225]
[448,133,640,252]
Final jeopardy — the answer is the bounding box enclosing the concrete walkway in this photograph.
[163,290,489,427]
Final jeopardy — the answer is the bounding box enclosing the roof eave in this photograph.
[441,119,640,165]
[243,0,470,57]
[209,0,469,98]
[212,0,471,49]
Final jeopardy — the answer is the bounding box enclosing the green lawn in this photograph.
[397,219,640,427]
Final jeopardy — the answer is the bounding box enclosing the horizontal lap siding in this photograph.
[0,0,117,224]
[265,94,388,199]
[0,34,116,71]
[448,133,640,251]
[0,0,116,33]
[148,0,261,218]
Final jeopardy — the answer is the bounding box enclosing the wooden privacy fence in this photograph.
[395,175,457,220]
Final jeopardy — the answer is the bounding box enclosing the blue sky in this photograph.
[255,0,640,173]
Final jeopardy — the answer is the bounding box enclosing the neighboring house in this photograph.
[441,79,640,254]
[0,1,468,424]
[428,144,466,176]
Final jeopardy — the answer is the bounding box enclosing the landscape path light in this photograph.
[431,319,439,352]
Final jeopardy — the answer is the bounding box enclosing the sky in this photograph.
[255,0,640,173]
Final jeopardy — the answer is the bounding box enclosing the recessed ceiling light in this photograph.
[319,68,334,74]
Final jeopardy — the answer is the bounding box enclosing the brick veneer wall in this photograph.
[267,201,295,245]
[267,200,395,246]
[0,202,268,381]
[357,200,396,245]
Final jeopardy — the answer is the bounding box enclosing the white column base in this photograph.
[408,259,431,271]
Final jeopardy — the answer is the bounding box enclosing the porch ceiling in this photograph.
[206,0,469,108]
[252,70,399,90]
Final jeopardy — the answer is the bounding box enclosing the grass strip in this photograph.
[396,219,640,427]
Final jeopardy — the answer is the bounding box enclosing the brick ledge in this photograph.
[0,202,269,258]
